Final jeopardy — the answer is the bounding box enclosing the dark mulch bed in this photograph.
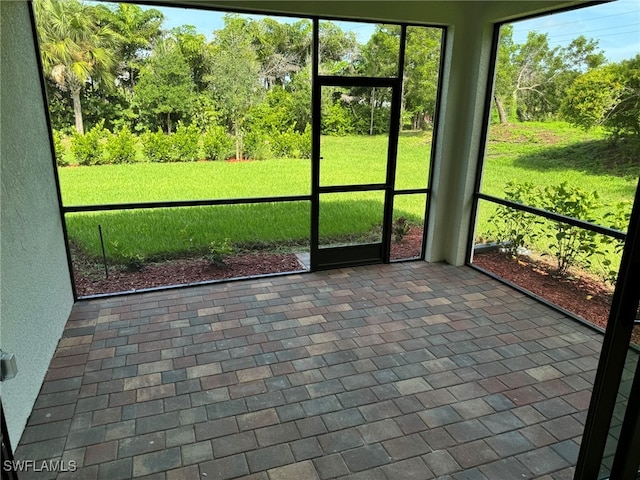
[74,253,304,297]
[473,251,614,331]
[390,227,423,260]
[73,227,426,297]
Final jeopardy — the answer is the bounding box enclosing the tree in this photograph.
[318,21,358,74]
[207,15,262,159]
[287,68,313,131]
[360,25,399,134]
[403,26,442,130]
[133,38,195,133]
[250,18,311,88]
[562,55,640,138]
[94,3,164,91]
[34,0,117,133]
[492,27,606,123]
[510,31,563,121]
[173,26,210,92]
[493,26,518,124]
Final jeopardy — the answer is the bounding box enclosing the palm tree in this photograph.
[94,3,164,91]
[34,0,117,134]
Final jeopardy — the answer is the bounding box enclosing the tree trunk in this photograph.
[71,87,84,134]
[494,95,508,124]
[167,113,173,134]
[369,87,376,136]
[234,119,242,160]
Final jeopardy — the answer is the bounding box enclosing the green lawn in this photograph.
[60,123,639,272]
[59,134,431,205]
[62,134,431,261]
[479,122,638,221]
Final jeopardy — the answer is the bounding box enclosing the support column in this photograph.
[425,16,496,266]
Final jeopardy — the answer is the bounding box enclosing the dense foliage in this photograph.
[35,0,445,160]
[36,0,639,164]
[487,179,630,281]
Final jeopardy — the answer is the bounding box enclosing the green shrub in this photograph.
[393,216,411,242]
[52,130,68,166]
[540,181,600,275]
[271,129,298,158]
[189,95,221,132]
[352,103,391,135]
[171,122,200,162]
[321,103,354,136]
[142,129,173,163]
[202,126,234,160]
[488,181,538,258]
[599,201,631,284]
[205,238,233,267]
[110,240,145,272]
[244,131,272,160]
[104,126,137,164]
[299,124,312,159]
[70,122,106,166]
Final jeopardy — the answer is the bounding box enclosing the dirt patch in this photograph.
[487,124,561,145]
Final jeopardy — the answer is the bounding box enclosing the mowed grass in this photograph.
[60,124,639,264]
[59,134,431,205]
[62,134,432,260]
[479,122,639,223]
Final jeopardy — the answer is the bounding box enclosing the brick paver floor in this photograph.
[14,262,603,479]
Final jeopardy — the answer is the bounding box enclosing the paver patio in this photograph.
[14,261,603,479]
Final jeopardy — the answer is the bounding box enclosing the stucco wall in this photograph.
[0,0,74,446]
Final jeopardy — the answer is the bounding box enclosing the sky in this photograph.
[146,1,639,63]
[510,0,640,63]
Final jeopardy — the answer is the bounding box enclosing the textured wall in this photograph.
[0,0,74,446]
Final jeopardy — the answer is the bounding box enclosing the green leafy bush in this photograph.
[70,121,106,166]
[142,129,173,163]
[171,122,200,162]
[270,129,297,158]
[352,102,391,135]
[244,131,272,160]
[599,201,631,284]
[52,130,68,166]
[104,126,137,164]
[540,181,600,275]
[205,238,233,267]
[321,103,354,136]
[488,181,538,258]
[299,124,312,159]
[202,126,234,160]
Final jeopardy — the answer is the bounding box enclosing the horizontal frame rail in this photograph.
[318,184,388,194]
[394,188,430,196]
[63,195,312,213]
[317,76,399,87]
[476,192,627,241]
